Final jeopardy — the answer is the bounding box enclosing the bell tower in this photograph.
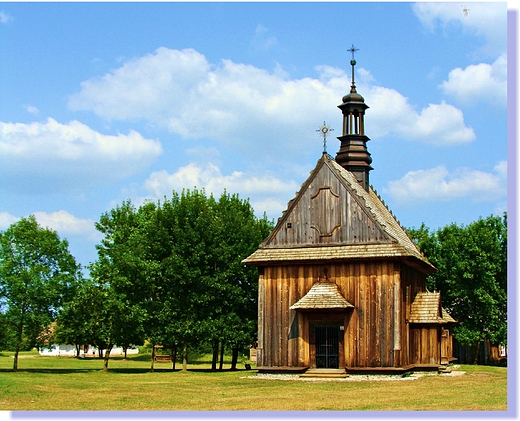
[335,45,373,191]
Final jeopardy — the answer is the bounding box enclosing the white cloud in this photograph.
[0,210,101,241]
[69,48,211,123]
[0,118,162,194]
[141,162,299,219]
[0,211,19,229]
[439,54,507,107]
[384,161,507,204]
[69,47,475,156]
[0,11,13,24]
[361,86,475,145]
[412,2,507,56]
[33,211,101,241]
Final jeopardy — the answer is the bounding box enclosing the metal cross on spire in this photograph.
[348,44,359,91]
[348,44,359,62]
[317,121,334,153]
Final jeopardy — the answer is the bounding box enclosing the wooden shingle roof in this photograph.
[408,291,456,324]
[290,280,354,310]
[243,153,435,273]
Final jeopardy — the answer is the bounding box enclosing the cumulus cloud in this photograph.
[69,47,475,155]
[439,54,507,107]
[412,2,507,56]
[141,162,300,219]
[364,87,475,144]
[33,211,101,241]
[0,210,100,241]
[0,211,19,229]
[0,118,162,194]
[384,161,507,204]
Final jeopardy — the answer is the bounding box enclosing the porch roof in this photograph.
[290,280,354,310]
[408,291,456,324]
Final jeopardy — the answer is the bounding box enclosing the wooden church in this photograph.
[243,53,455,374]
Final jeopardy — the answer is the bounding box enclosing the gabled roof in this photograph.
[290,280,354,311]
[408,291,456,324]
[243,153,434,273]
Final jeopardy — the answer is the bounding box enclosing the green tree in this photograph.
[0,216,81,370]
[209,192,272,369]
[408,214,507,352]
[91,189,272,371]
[90,201,148,370]
[54,278,98,357]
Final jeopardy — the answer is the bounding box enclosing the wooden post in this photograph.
[257,268,265,367]
[393,270,401,367]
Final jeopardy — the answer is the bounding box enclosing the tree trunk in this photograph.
[103,344,113,372]
[474,341,481,365]
[182,340,188,371]
[219,343,225,370]
[211,339,219,371]
[124,346,128,359]
[13,323,23,371]
[13,342,20,371]
[150,344,155,372]
[172,346,177,370]
[231,345,239,370]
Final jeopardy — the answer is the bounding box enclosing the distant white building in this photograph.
[38,344,139,357]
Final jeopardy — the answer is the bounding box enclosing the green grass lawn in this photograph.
[0,350,508,411]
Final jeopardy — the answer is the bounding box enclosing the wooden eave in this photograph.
[290,280,354,311]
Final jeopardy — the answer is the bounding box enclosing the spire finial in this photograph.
[349,44,359,62]
[348,44,359,92]
[317,121,334,153]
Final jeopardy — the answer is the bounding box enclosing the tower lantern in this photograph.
[335,45,373,191]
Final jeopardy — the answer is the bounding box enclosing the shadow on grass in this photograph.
[0,367,257,375]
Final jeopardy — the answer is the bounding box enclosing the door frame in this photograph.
[307,313,345,369]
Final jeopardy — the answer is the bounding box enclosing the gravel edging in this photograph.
[241,366,465,382]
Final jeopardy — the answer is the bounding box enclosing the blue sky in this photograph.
[0,2,509,270]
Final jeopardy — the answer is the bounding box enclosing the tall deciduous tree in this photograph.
[0,216,81,370]
[408,214,507,351]
[90,201,148,370]
[91,189,272,371]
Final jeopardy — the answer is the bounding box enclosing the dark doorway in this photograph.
[315,326,339,368]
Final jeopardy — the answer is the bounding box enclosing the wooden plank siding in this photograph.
[256,260,429,369]
[248,154,449,371]
[265,161,392,247]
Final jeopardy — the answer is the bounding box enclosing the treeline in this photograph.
[0,192,507,370]
[0,190,272,371]
[407,213,507,360]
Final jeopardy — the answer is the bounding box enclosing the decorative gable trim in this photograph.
[243,153,435,272]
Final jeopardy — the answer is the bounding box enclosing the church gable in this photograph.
[262,153,393,248]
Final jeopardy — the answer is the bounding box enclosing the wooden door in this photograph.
[315,326,339,368]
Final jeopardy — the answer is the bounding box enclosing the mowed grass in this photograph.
[0,351,508,411]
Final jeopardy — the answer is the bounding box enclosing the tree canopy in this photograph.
[0,216,81,369]
[407,213,507,348]
[89,189,272,370]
